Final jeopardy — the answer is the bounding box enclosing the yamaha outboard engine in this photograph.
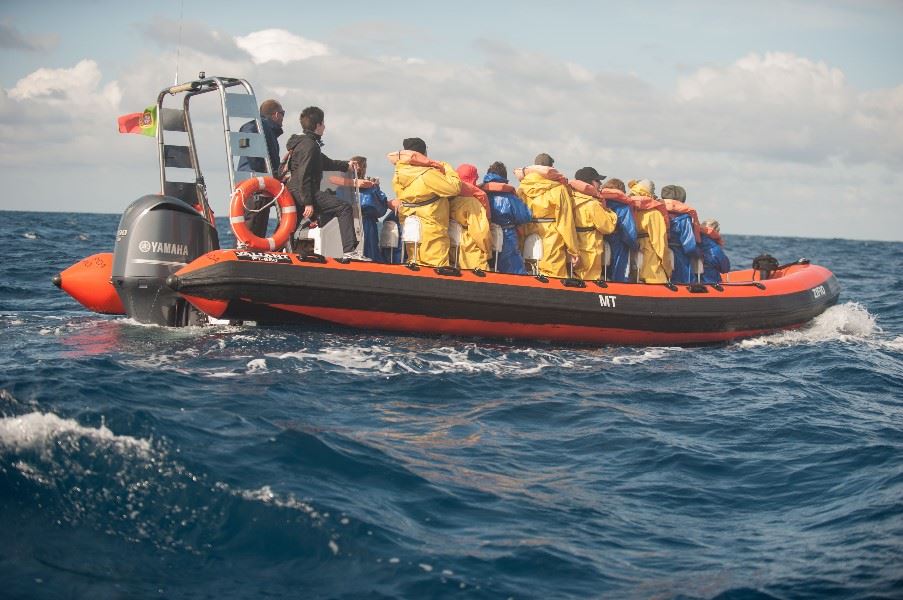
[111,195,219,326]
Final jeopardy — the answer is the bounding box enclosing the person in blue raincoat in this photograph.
[347,156,392,262]
[480,161,532,274]
[699,219,731,283]
[599,178,638,282]
[661,184,700,284]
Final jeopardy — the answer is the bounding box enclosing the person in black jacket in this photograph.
[285,106,361,257]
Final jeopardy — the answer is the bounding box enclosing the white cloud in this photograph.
[234,29,329,65]
[8,59,121,108]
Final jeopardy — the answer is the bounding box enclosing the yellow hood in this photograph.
[517,172,565,199]
[393,161,461,201]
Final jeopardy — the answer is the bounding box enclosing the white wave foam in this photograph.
[23,232,37,239]
[267,342,677,377]
[230,484,319,516]
[246,358,269,373]
[0,411,153,460]
[611,347,682,365]
[738,302,879,348]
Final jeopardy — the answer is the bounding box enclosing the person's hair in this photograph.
[300,106,324,131]
[534,153,554,167]
[601,178,626,192]
[350,155,367,176]
[402,137,427,155]
[487,161,507,179]
[260,99,283,119]
[702,219,720,233]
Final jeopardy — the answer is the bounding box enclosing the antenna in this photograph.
[174,0,184,85]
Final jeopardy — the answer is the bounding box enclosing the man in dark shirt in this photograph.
[236,99,284,237]
[284,106,361,257]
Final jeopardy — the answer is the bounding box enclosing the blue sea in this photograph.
[1,210,901,599]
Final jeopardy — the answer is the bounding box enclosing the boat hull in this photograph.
[166,250,841,346]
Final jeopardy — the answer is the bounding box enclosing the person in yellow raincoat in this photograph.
[629,179,671,283]
[452,164,491,270]
[390,138,461,267]
[515,160,579,278]
[570,167,617,281]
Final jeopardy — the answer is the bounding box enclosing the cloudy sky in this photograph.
[2,0,901,241]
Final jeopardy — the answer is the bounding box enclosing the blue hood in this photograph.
[482,172,509,185]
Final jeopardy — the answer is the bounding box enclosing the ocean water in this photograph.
[1,210,901,599]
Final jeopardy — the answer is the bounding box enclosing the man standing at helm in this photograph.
[390,138,461,267]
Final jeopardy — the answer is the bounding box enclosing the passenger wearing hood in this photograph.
[629,179,670,284]
[390,138,461,267]
[660,184,701,284]
[453,164,492,270]
[285,106,361,256]
[570,167,617,281]
[599,178,638,282]
[699,219,731,283]
[481,162,532,274]
[515,154,579,278]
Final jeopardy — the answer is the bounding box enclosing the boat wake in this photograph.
[738,302,883,349]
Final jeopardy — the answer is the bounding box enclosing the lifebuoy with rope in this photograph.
[230,176,297,251]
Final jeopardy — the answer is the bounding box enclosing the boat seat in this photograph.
[523,233,543,275]
[401,216,422,264]
[448,221,463,268]
[295,218,343,258]
[603,241,612,281]
[692,256,704,283]
[379,220,400,263]
[490,224,504,271]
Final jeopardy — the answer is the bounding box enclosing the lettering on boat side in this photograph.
[598,294,618,308]
[235,251,293,264]
[811,285,826,299]
[138,240,189,256]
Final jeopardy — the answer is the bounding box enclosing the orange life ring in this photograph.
[230,176,297,251]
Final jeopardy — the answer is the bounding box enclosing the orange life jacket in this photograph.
[701,225,724,246]
[458,180,490,214]
[662,199,701,242]
[513,165,568,185]
[386,149,446,173]
[622,195,670,227]
[480,181,517,195]
[568,179,604,204]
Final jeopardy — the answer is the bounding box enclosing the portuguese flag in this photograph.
[117,105,157,137]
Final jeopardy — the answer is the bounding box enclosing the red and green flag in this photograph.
[117,105,157,137]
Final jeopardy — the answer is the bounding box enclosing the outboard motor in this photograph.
[111,195,219,326]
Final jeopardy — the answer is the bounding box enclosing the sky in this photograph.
[1,0,902,241]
